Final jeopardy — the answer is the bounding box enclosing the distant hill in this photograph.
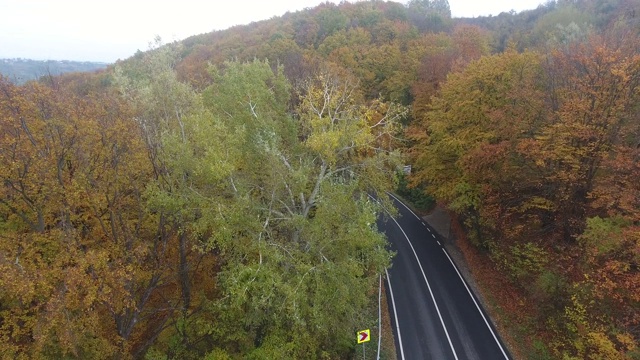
[0,58,109,84]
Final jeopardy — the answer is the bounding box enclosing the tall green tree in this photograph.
[144,60,403,358]
[112,39,217,358]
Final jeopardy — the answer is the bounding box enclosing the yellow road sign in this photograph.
[357,329,370,344]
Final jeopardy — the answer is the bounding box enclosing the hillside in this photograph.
[0,58,108,84]
[1,0,639,359]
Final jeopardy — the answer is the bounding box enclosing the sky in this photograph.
[0,0,546,63]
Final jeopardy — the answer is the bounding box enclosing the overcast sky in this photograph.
[0,0,546,63]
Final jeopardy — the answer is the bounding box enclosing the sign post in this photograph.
[357,329,370,360]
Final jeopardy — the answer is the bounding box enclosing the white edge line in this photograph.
[441,249,510,360]
[377,274,382,360]
[385,268,406,360]
[388,215,459,360]
[370,193,458,359]
[387,192,421,221]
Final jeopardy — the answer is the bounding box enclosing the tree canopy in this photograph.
[2,0,639,358]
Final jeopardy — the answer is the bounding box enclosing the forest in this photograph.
[0,0,638,359]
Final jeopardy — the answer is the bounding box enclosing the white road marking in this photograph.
[388,215,459,360]
[387,192,421,221]
[437,241,441,246]
[374,192,509,359]
[422,222,427,227]
[377,275,382,360]
[441,249,510,359]
[432,234,436,238]
[385,269,406,360]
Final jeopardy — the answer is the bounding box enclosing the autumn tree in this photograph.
[524,28,640,241]
[538,28,640,358]
[0,76,162,358]
[408,26,640,357]
[409,49,546,243]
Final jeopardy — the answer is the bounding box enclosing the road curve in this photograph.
[378,194,511,360]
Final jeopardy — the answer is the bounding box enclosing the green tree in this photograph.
[112,39,217,358]
[150,60,403,358]
[407,0,452,33]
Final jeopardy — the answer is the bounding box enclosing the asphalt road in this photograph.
[378,194,511,360]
